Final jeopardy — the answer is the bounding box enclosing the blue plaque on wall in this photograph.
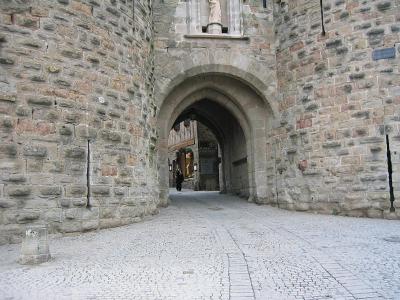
[372,47,396,61]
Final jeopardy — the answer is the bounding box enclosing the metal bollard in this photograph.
[19,225,51,265]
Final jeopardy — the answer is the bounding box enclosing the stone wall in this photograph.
[1,0,398,245]
[0,0,159,244]
[269,0,400,218]
[197,122,219,191]
[154,0,278,203]
[153,0,278,104]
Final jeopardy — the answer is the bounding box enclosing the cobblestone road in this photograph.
[0,191,400,300]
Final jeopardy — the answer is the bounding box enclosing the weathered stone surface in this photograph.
[0,0,158,244]
[91,186,110,196]
[6,174,27,183]
[61,49,82,59]
[19,225,51,265]
[100,129,122,143]
[8,186,32,197]
[60,198,71,208]
[0,94,17,102]
[72,198,87,207]
[27,97,53,106]
[0,200,16,208]
[40,186,62,196]
[0,0,398,245]
[23,145,47,157]
[47,65,61,73]
[17,211,40,223]
[0,144,17,156]
[64,147,85,159]
[59,125,73,136]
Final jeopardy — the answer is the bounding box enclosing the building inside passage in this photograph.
[168,119,220,191]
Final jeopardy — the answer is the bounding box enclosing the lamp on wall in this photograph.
[194,163,198,172]
[169,164,172,172]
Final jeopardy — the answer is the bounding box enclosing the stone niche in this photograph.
[186,0,242,35]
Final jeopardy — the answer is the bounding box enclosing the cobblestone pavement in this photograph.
[0,190,400,300]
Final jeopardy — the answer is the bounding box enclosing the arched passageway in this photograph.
[156,67,274,206]
[171,99,249,195]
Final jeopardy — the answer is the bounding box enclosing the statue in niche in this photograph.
[208,0,222,24]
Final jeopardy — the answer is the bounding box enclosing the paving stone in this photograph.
[0,191,398,300]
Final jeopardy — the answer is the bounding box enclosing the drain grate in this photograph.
[383,236,400,243]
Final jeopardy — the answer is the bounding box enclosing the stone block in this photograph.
[0,56,15,65]
[0,144,17,156]
[344,210,367,218]
[27,159,44,172]
[119,206,140,218]
[47,65,61,73]
[72,198,87,207]
[39,186,62,196]
[0,200,16,209]
[122,197,137,206]
[114,177,133,186]
[71,1,92,16]
[14,14,39,29]
[340,199,370,211]
[54,79,71,87]
[64,208,79,220]
[7,185,32,197]
[81,207,98,220]
[61,221,82,233]
[100,129,122,143]
[383,211,400,220]
[45,209,62,223]
[0,93,16,102]
[59,125,73,136]
[82,220,98,231]
[19,225,51,265]
[65,147,86,159]
[20,38,44,49]
[67,185,87,197]
[293,202,310,211]
[99,218,123,229]
[113,187,126,196]
[376,2,391,12]
[101,165,118,176]
[61,49,82,59]
[100,207,116,219]
[75,124,97,140]
[27,96,53,106]
[23,145,47,157]
[60,198,71,208]
[367,209,383,218]
[91,186,110,196]
[17,211,40,223]
[360,137,384,144]
[31,7,49,17]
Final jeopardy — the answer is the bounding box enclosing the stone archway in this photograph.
[156,66,274,206]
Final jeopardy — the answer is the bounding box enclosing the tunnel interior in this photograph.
[157,71,271,206]
[167,99,249,197]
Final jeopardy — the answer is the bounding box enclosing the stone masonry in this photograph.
[0,0,399,244]
[269,0,400,218]
[153,0,400,218]
[0,0,159,245]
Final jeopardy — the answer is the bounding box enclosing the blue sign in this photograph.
[372,47,396,60]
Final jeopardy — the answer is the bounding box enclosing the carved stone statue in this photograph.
[208,0,222,24]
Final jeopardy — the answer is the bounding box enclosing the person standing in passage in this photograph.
[175,168,184,191]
